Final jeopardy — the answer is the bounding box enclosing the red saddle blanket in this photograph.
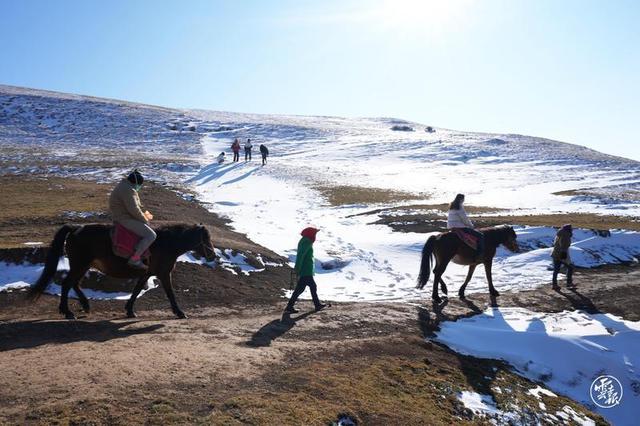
[111,223,150,259]
[452,228,479,251]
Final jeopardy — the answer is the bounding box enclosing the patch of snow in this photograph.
[0,259,68,293]
[178,248,266,275]
[555,405,595,426]
[528,385,557,399]
[44,278,159,301]
[456,391,519,423]
[0,259,155,300]
[436,308,638,425]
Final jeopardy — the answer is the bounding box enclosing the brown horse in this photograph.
[28,223,217,319]
[416,225,519,303]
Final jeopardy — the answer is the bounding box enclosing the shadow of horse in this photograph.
[245,310,316,348]
[417,299,449,338]
[0,319,164,351]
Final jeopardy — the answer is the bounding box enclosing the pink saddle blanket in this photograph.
[452,228,479,251]
[111,223,150,259]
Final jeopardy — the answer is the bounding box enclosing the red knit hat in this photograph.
[301,227,320,243]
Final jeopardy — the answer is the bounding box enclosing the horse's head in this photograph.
[194,225,217,262]
[501,226,519,253]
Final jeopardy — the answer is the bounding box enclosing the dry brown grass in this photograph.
[362,203,639,233]
[315,185,425,206]
[0,176,110,222]
[352,203,505,217]
[481,212,640,231]
[554,187,640,203]
[205,340,606,425]
[0,176,111,248]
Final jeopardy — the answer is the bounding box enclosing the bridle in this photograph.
[199,229,216,261]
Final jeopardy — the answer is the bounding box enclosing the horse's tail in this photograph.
[28,224,79,300]
[416,235,437,290]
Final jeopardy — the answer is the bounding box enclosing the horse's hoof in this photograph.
[65,312,77,320]
[490,289,500,297]
[440,286,448,295]
[126,311,137,318]
[175,311,188,319]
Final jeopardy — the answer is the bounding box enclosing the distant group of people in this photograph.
[218,138,269,166]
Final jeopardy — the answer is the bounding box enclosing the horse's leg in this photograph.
[159,272,186,319]
[484,261,500,297]
[458,265,477,299]
[73,283,90,313]
[432,257,451,303]
[125,275,150,318]
[439,278,448,295]
[59,266,88,320]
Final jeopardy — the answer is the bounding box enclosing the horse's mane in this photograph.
[477,224,512,233]
[477,225,514,244]
[154,223,203,234]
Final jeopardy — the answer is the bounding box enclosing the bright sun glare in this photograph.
[366,0,473,36]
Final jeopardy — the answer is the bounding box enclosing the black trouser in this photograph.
[233,152,239,162]
[261,153,267,165]
[552,259,574,285]
[462,227,484,254]
[245,148,252,161]
[286,275,321,309]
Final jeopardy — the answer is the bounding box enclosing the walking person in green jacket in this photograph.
[284,227,328,314]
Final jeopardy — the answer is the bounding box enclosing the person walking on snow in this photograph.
[447,193,484,256]
[552,224,575,288]
[108,169,156,269]
[259,143,269,166]
[231,138,241,162]
[244,138,253,161]
[284,227,328,314]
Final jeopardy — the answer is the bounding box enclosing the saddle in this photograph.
[451,228,479,251]
[111,223,150,259]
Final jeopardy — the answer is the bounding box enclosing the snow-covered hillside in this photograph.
[0,85,202,181]
[2,84,640,302]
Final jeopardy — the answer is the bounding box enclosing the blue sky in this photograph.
[1,0,639,160]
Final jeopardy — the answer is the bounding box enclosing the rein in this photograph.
[199,230,216,260]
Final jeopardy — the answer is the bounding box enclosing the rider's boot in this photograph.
[128,255,147,270]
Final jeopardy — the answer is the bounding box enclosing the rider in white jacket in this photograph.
[447,193,484,255]
[447,206,474,229]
